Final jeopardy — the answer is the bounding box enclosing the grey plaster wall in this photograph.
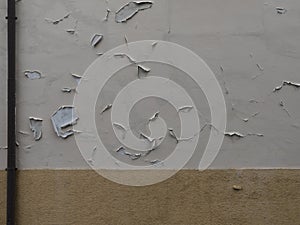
[0,0,299,169]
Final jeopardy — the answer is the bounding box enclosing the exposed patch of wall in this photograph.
[0,170,300,225]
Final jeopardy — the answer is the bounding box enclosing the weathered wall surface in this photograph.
[0,0,300,170]
[0,170,300,225]
[0,1,300,224]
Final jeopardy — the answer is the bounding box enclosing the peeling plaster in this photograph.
[152,41,158,48]
[137,64,151,78]
[90,34,103,47]
[144,159,162,165]
[24,71,43,80]
[178,106,193,113]
[113,122,127,139]
[71,73,82,85]
[103,8,111,21]
[115,1,153,23]
[149,137,163,150]
[124,35,129,45]
[2,0,300,170]
[45,12,71,25]
[224,132,245,139]
[114,53,137,64]
[66,20,78,35]
[29,117,43,141]
[51,106,79,139]
[273,81,300,93]
[148,111,159,122]
[100,104,112,114]
[140,132,155,143]
[66,29,75,35]
[276,7,287,14]
[116,146,142,160]
[61,87,76,93]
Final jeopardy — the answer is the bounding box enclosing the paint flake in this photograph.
[138,65,151,78]
[129,153,142,160]
[124,35,129,45]
[144,159,161,165]
[115,1,153,23]
[178,106,194,113]
[51,106,79,139]
[66,29,75,34]
[224,132,245,139]
[116,146,126,153]
[149,111,159,122]
[152,42,158,48]
[283,81,300,88]
[141,137,164,157]
[168,128,179,143]
[71,73,82,85]
[45,12,71,25]
[273,80,300,92]
[100,104,112,114]
[61,87,76,93]
[150,159,161,164]
[91,34,103,47]
[24,71,42,80]
[114,53,137,64]
[116,146,142,160]
[273,85,283,92]
[29,117,43,141]
[103,8,111,21]
[66,20,78,35]
[150,138,162,150]
[113,123,127,139]
[276,7,287,14]
[140,133,155,143]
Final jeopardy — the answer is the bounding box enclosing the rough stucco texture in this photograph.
[0,170,300,225]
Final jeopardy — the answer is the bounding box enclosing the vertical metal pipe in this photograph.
[6,0,17,224]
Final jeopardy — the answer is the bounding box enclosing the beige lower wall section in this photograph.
[0,170,300,225]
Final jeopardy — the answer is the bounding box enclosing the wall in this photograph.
[1,170,300,225]
[0,0,300,169]
[0,0,300,224]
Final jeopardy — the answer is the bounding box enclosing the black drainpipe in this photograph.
[6,0,17,224]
